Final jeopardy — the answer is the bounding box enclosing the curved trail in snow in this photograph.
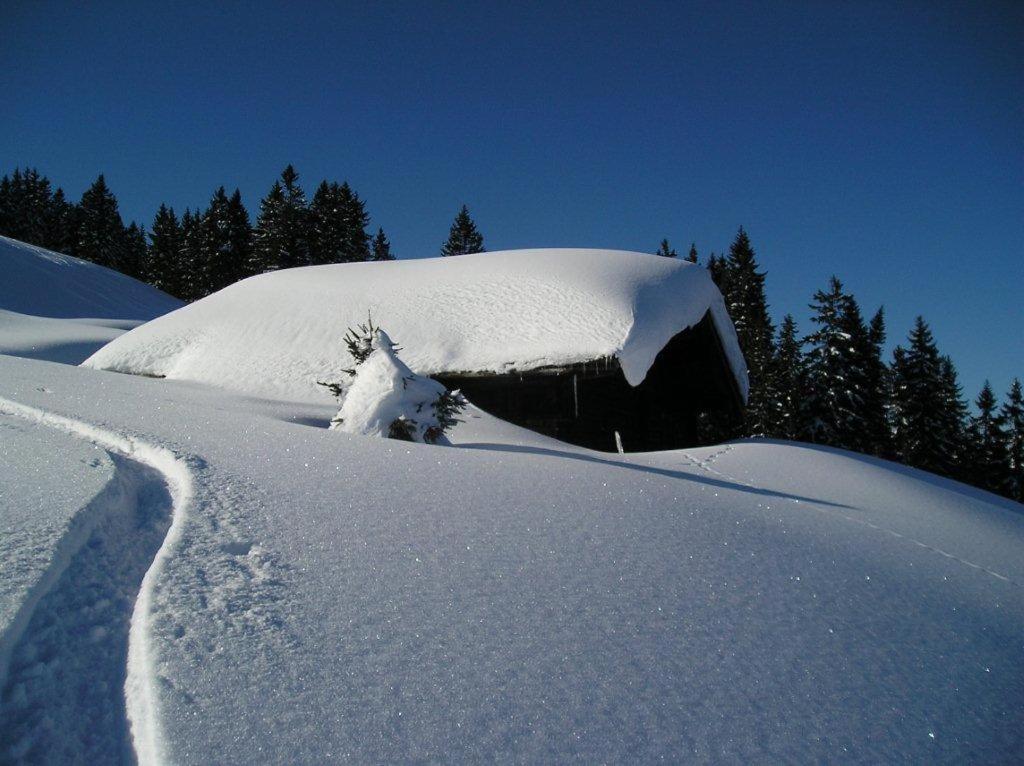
[0,396,193,766]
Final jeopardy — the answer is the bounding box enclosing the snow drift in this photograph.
[0,236,182,364]
[84,249,747,401]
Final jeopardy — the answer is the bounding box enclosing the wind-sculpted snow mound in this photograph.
[84,249,746,401]
[0,236,182,320]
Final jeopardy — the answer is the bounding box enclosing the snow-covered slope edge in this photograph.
[0,236,183,364]
[84,249,747,401]
[0,397,194,766]
[0,235,181,320]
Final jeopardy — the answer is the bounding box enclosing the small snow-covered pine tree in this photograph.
[319,323,466,444]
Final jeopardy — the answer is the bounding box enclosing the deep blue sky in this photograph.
[2,1,1021,400]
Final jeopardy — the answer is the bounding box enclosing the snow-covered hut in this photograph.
[85,249,747,451]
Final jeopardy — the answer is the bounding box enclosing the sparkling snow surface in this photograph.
[1,354,1022,764]
[83,249,748,401]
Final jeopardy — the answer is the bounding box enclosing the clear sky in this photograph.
[2,1,1021,400]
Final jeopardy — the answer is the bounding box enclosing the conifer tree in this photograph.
[74,174,128,270]
[309,181,344,265]
[309,181,370,264]
[938,356,970,479]
[656,239,677,257]
[227,189,254,280]
[0,168,48,245]
[123,221,149,280]
[862,307,892,457]
[43,187,77,254]
[201,187,252,295]
[967,382,1011,495]
[706,252,727,291]
[1001,378,1024,502]
[722,228,775,435]
[771,314,808,440]
[890,317,966,478]
[0,172,12,237]
[0,168,77,253]
[440,205,484,256]
[201,187,230,295]
[371,227,395,261]
[338,182,370,261]
[252,166,309,271]
[803,277,865,448]
[686,243,698,263]
[252,181,285,272]
[178,208,205,301]
[148,204,183,296]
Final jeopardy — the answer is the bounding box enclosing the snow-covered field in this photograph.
[1,237,1022,763]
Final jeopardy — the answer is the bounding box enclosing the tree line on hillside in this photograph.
[0,166,486,302]
[1,165,1019,502]
[656,230,1023,504]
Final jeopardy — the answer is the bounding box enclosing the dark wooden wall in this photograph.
[436,311,744,453]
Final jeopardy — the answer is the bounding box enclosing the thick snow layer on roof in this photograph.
[84,249,748,401]
[0,235,182,320]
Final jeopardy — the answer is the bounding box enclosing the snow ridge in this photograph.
[678,443,1019,588]
[0,397,194,766]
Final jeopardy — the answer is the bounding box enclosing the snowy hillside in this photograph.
[1,354,1021,763]
[0,236,181,320]
[0,236,182,364]
[83,249,747,401]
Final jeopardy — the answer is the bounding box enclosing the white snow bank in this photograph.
[0,235,181,320]
[84,249,747,401]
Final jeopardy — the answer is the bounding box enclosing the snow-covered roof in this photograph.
[84,249,748,401]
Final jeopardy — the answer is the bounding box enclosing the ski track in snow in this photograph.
[0,397,194,766]
[679,444,1019,588]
